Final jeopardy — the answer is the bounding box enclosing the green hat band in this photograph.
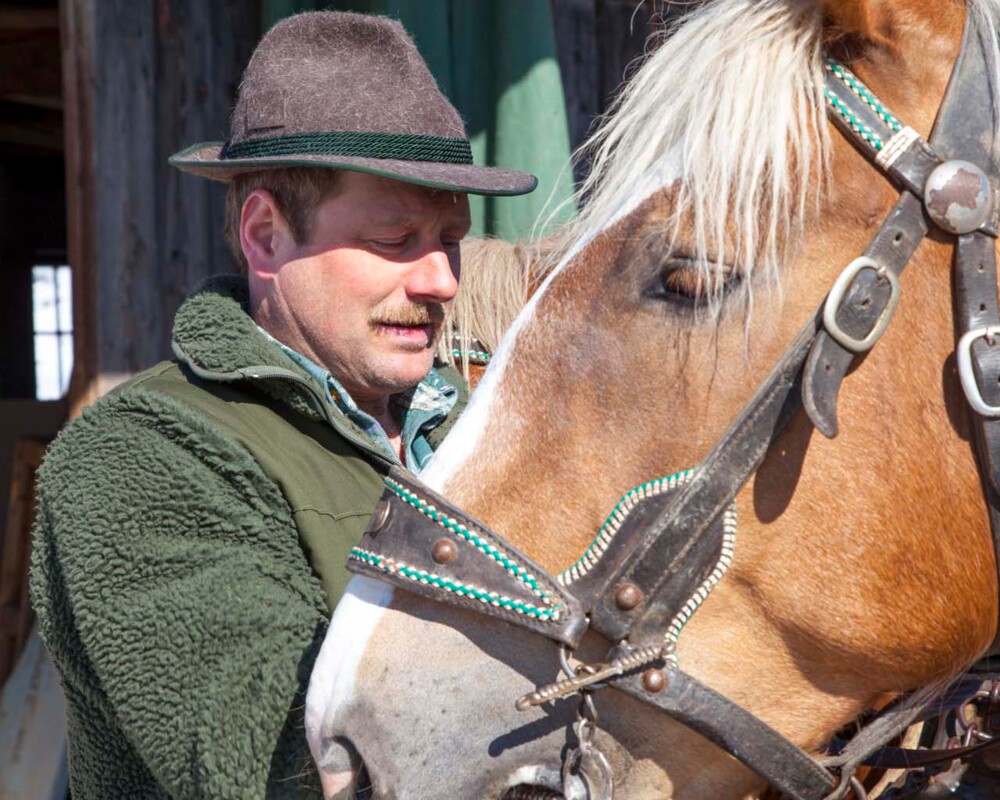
[221,131,474,164]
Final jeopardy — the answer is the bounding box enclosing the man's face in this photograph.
[260,171,470,404]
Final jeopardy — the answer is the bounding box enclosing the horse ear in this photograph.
[823,0,888,42]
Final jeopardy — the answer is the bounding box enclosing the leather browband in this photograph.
[349,470,588,647]
[347,13,1000,800]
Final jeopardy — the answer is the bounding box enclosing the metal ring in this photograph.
[957,326,1000,417]
[560,644,576,680]
[823,256,901,353]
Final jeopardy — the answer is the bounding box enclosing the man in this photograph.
[30,12,535,799]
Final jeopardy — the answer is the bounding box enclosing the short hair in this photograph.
[224,167,343,272]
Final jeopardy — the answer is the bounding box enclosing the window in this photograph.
[32,264,72,400]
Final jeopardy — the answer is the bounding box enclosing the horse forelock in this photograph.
[429,0,1000,493]
[423,0,829,489]
[561,0,829,315]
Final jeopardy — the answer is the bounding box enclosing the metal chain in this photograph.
[561,691,614,800]
[954,681,1000,744]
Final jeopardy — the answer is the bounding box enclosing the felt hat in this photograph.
[169,12,537,196]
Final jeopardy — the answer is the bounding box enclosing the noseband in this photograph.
[348,15,1000,800]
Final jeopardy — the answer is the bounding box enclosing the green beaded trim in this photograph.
[556,465,737,668]
[451,349,491,362]
[823,88,885,151]
[559,468,697,585]
[350,547,563,621]
[384,478,554,601]
[222,131,474,164]
[825,60,902,133]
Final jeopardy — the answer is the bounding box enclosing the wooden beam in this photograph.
[550,0,599,167]
[595,0,652,103]
[60,0,98,416]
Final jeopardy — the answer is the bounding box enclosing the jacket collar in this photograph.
[171,274,328,423]
[170,274,469,454]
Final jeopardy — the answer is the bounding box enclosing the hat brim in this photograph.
[169,141,538,196]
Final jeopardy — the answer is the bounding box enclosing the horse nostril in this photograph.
[501,787,563,799]
[314,736,368,799]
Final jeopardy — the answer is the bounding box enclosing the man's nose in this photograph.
[406,247,459,303]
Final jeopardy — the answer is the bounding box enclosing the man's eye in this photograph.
[370,236,408,250]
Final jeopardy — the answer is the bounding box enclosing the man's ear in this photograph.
[240,189,294,283]
[823,0,890,45]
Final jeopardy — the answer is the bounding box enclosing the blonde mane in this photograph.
[559,0,828,318]
[439,237,558,376]
[444,0,1000,365]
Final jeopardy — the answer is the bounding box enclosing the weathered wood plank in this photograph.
[595,0,652,105]
[157,0,259,317]
[0,440,46,690]
[61,0,99,415]
[551,0,662,183]
[64,0,259,413]
[0,626,69,800]
[93,2,160,378]
[550,0,599,167]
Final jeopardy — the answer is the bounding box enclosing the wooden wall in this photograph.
[62,0,260,413]
[550,0,680,180]
[60,0,685,410]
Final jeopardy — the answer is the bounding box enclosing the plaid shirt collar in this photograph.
[256,325,456,471]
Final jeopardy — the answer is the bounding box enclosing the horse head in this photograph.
[306,1,1000,796]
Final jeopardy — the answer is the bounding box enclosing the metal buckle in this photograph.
[823,256,901,353]
[958,326,1000,417]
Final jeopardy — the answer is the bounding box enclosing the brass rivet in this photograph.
[641,669,666,694]
[368,499,392,534]
[431,538,458,565]
[614,582,642,611]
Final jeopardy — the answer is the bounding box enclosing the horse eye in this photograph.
[645,258,741,307]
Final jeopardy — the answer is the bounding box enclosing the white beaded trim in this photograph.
[661,503,737,667]
[875,126,920,170]
[556,467,738,668]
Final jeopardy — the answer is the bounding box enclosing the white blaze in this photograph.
[306,576,394,788]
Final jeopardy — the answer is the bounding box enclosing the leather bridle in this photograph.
[346,13,1000,800]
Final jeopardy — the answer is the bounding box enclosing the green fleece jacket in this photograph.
[29,275,467,799]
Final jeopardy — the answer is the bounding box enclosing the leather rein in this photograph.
[347,16,1000,800]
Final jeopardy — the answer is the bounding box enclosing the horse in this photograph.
[304,0,1000,797]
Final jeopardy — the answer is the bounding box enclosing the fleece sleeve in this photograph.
[31,389,329,800]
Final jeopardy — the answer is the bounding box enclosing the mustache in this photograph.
[369,302,445,327]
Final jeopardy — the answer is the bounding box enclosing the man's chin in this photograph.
[369,353,437,393]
